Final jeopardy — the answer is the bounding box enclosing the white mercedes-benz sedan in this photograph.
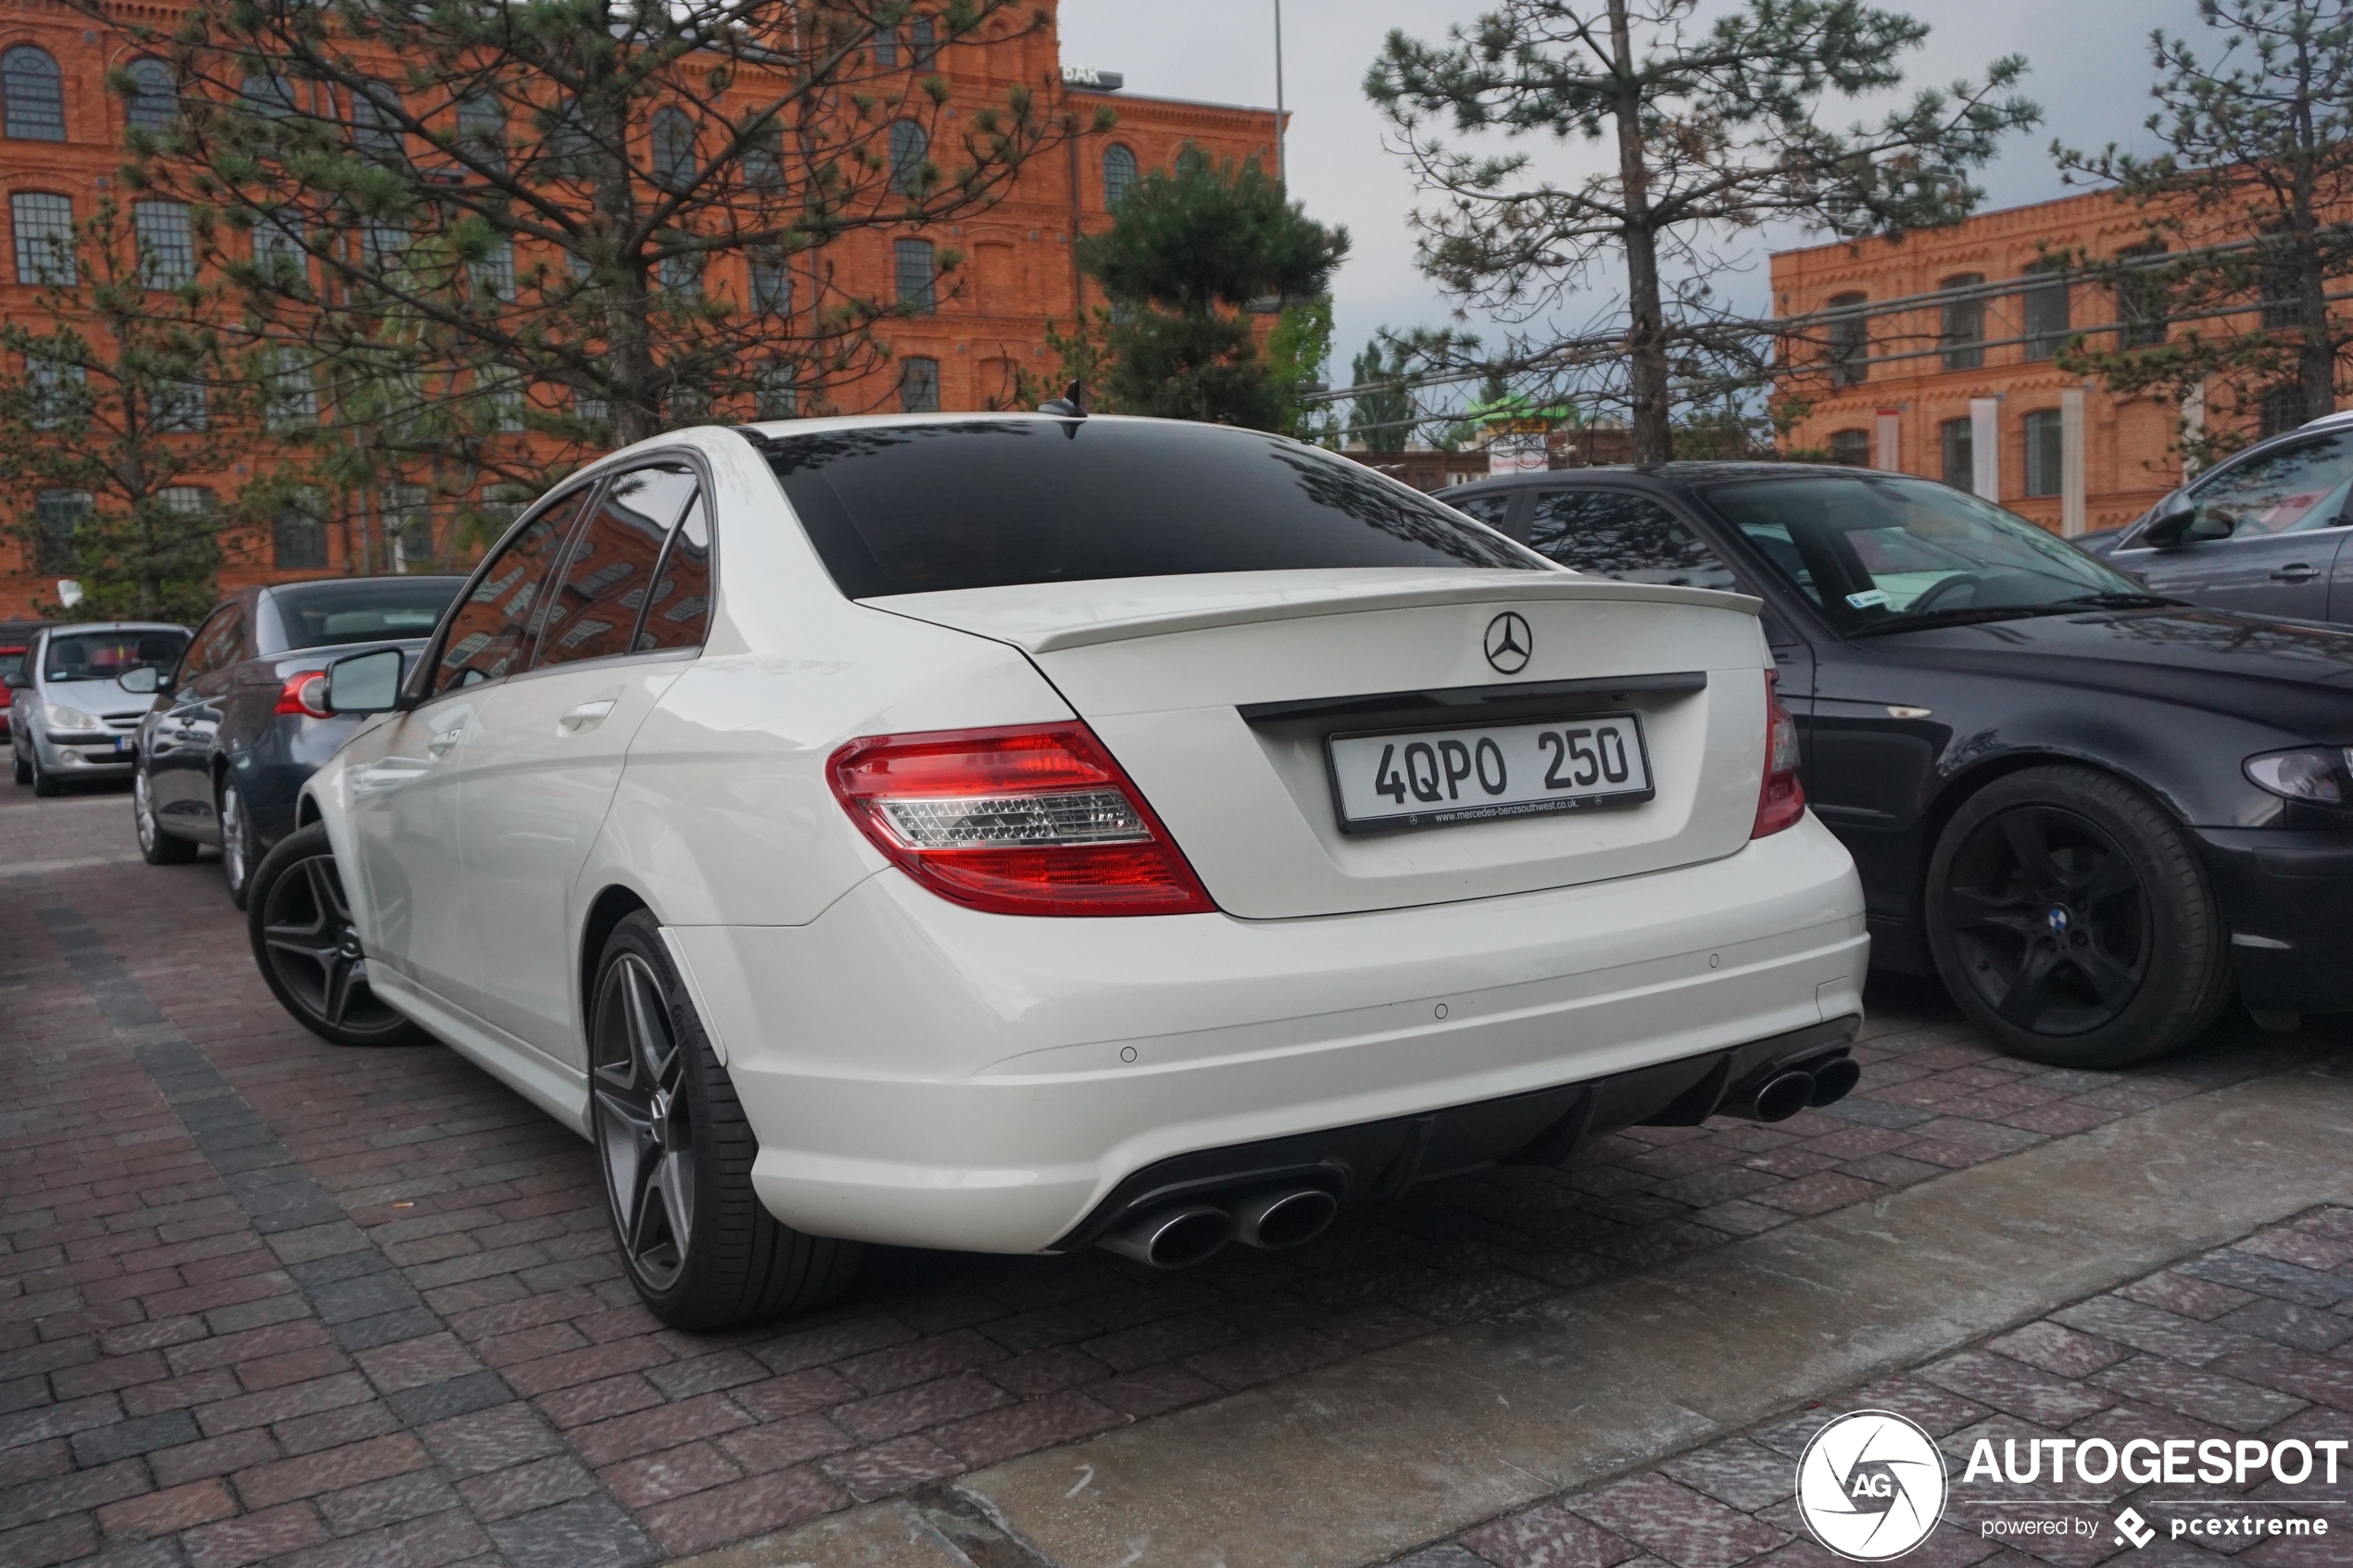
[248,414,1868,1328]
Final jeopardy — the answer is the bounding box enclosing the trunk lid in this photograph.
[872,570,1773,919]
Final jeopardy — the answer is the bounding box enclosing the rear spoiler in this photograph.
[866,572,1759,655]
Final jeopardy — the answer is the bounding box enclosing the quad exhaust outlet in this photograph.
[1721,1050,1862,1123]
[1099,1185,1339,1269]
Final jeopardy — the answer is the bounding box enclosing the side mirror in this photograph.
[324,647,405,715]
[117,667,161,695]
[2143,494,2233,546]
[1,672,24,691]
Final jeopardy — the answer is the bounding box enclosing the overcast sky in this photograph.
[1060,0,2211,376]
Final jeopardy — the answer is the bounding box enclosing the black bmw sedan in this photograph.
[1438,463,2353,1067]
[131,575,465,905]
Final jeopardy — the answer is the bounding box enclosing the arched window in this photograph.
[1828,428,1870,467]
[240,73,297,119]
[352,81,405,166]
[888,119,927,194]
[744,122,784,190]
[124,58,176,132]
[458,94,505,174]
[651,107,695,191]
[4,46,67,141]
[1102,143,1137,208]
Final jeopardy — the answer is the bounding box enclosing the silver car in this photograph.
[7,621,189,797]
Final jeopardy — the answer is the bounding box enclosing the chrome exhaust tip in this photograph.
[1098,1204,1234,1270]
[1807,1056,1862,1107]
[1742,1069,1818,1123]
[1229,1186,1340,1251]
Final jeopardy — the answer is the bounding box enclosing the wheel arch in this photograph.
[1919,747,2194,890]
[578,883,653,1046]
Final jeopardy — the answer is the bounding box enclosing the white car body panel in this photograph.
[293,417,1869,1261]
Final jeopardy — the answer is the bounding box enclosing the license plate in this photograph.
[1327,712,1655,834]
[114,736,130,755]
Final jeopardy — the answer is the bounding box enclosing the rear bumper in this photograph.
[2197,826,2353,1013]
[669,813,1869,1254]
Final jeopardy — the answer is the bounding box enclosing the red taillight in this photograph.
[827,723,1218,916]
[1752,670,1806,838]
[275,672,331,719]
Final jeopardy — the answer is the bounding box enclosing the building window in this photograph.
[575,388,610,428]
[2023,408,2063,495]
[35,489,89,572]
[756,362,797,419]
[1828,428,1870,467]
[658,250,702,297]
[457,94,505,174]
[2260,231,2302,331]
[124,58,177,132]
[265,352,318,429]
[651,107,695,191]
[895,238,936,313]
[874,26,899,68]
[353,81,405,166]
[1827,293,1867,387]
[3,47,66,142]
[161,486,215,516]
[274,497,328,570]
[1939,274,1983,371]
[1940,418,1973,490]
[360,218,409,277]
[472,239,515,301]
[1103,144,1138,208]
[134,200,195,289]
[889,119,927,194]
[2116,242,2168,348]
[27,356,84,429]
[2261,384,2309,438]
[750,252,791,317]
[900,356,940,412]
[745,123,784,190]
[912,16,938,65]
[153,379,208,433]
[384,483,433,570]
[2020,260,2070,360]
[12,192,75,284]
[252,210,305,279]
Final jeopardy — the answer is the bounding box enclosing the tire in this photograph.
[220,774,256,908]
[135,768,200,865]
[1925,765,2231,1067]
[11,743,29,787]
[246,823,428,1048]
[588,911,862,1329]
[30,745,63,797]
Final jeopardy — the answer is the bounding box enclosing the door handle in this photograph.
[426,725,464,759]
[2271,563,2321,581]
[558,699,616,734]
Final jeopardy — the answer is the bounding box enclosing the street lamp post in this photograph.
[1273,0,1286,192]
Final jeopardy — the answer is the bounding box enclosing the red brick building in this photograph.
[0,1,1278,619]
[1769,188,2316,537]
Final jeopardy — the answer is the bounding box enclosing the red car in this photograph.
[0,644,24,744]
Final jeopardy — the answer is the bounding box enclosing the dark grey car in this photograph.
[2080,411,2353,621]
[132,576,465,904]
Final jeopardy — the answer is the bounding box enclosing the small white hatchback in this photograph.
[249,415,1868,1328]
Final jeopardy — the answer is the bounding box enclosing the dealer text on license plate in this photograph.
[1327,713,1654,834]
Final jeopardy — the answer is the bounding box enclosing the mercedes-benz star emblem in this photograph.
[1484,612,1532,674]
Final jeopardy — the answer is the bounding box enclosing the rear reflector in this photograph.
[1752,670,1806,838]
[274,673,331,719]
[828,723,1217,916]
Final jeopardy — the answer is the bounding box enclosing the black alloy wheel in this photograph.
[135,767,198,865]
[220,775,256,908]
[245,823,426,1047]
[588,911,861,1328]
[1926,766,2230,1067]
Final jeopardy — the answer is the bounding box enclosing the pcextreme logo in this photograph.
[1795,1411,1949,1561]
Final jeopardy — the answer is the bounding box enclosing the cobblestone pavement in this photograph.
[3,785,2347,1568]
[1388,1204,2353,1568]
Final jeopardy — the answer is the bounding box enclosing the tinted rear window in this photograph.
[752,420,1536,597]
[272,579,464,650]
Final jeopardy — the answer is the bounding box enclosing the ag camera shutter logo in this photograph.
[1796,1410,1949,1560]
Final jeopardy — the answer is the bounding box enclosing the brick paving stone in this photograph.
[2215,1300,2353,1354]
[1660,1439,1798,1513]
[2050,1297,2256,1366]
[2174,1251,2353,1310]
[1982,1323,2132,1381]
[639,1466,846,1556]
[1570,1472,1789,1568]
[2120,1272,2260,1323]
[1921,1353,2120,1427]
[2090,1355,2308,1433]
[931,1387,1123,1467]
[1461,1501,1642,1567]
[816,1433,965,1501]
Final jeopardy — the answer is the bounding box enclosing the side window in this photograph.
[537,467,695,668]
[1449,492,1517,534]
[635,489,712,651]
[433,491,590,694]
[179,607,245,686]
[2185,434,2353,539]
[1527,491,1740,590]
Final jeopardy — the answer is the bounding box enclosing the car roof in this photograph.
[34,621,188,635]
[1438,460,1863,495]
